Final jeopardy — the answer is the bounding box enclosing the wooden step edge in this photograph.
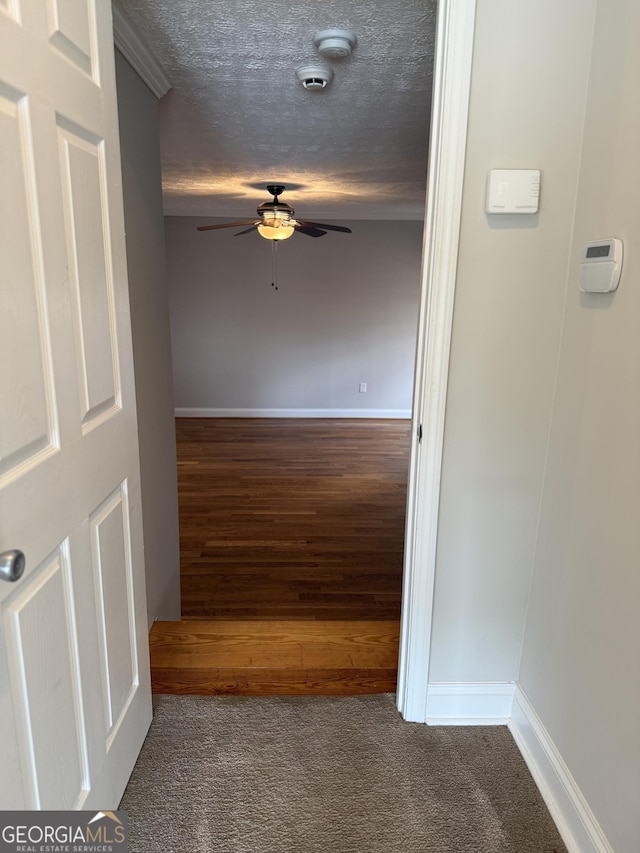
[151,667,398,696]
[149,621,399,670]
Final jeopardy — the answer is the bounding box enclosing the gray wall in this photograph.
[165,217,423,415]
[115,51,181,623]
[519,1,640,849]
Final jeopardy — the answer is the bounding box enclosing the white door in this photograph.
[0,0,151,809]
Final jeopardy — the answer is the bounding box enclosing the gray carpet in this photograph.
[120,694,566,853]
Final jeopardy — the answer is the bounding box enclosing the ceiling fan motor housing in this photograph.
[257,184,295,223]
[257,200,295,221]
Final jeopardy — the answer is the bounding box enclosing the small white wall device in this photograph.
[486,169,540,214]
[579,239,623,293]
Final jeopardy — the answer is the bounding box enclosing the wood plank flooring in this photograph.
[150,619,399,695]
[152,418,410,695]
[177,418,411,621]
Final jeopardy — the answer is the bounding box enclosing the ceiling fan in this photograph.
[196,184,352,241]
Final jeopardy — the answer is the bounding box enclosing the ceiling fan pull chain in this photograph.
[271,241,279,291]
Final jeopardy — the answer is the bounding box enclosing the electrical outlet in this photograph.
[359,382,367,393]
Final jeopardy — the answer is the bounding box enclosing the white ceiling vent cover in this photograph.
[313,29,357,59]
[295,64,334,90]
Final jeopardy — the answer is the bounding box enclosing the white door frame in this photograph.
[396,0,477,723]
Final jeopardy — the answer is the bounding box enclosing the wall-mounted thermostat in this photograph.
[486,169,540,214]
[579,239,623,293]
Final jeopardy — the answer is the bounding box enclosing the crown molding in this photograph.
[112,3,171,99]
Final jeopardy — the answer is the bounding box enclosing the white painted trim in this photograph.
[396,0,477,723]
[175,407,411,419]
[509,687,614,853]
[111,3,171,98]
[425,682,515,725]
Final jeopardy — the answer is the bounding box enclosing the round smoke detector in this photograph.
[295,64,334,91]
[313,28,357,59]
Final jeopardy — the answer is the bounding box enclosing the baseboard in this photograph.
[425,682,515,725]
[175,407,412,419]
[509,686,614,853]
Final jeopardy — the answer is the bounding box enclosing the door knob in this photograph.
[0,550,26,582]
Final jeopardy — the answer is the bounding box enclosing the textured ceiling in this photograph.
[120,0,437,219]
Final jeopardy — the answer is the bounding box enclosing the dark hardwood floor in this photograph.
[177,418,411,621]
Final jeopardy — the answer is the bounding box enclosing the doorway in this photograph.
[121,0,477,715]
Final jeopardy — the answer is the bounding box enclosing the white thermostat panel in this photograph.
[486,169,540,214]
[579,239,623,293]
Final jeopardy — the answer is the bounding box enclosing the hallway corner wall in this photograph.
[115,50,181,624]
[518,1,640,849]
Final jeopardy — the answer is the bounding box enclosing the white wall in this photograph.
[165,217,423,415]
[429,0,597,682]
[115,51,181,623]
[518,1,640,849]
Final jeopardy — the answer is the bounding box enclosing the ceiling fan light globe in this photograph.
[257,223,295,240]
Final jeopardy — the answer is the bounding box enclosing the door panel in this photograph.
[0,1,20,25]
[90,484,138,746]
[0,84,58,480]
[4,543,88,809]
[46,0,94,78]
[57,120,120,428]
[0,0,151,809]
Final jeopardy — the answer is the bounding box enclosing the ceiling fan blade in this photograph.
[196,220,257,231]
[296,220,352,234]
[234,225,258,236]
[295,224,327,238]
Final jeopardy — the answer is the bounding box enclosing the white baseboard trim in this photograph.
[175,407,412,419]
[509,686,614,853]
[425,682,515,725]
